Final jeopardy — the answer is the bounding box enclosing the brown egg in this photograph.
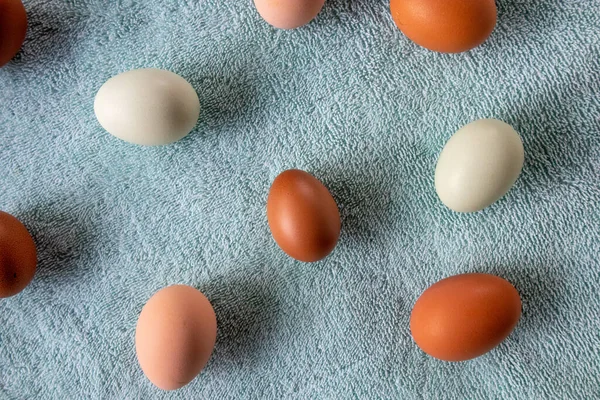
[390,0,497,53]
[0,0,28,67]
[135,285,217,390]
[410,273,521,361]
[0,211,37,298]
[267,169,340,262]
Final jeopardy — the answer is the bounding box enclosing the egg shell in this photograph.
[94,68,200,146]
[390,0,496,53]
[0,0,28,66]
[410,273,521,361]
[0,211,37,298]
[267,169,340,262]
[135,285,217,390]
[254,0,325,30]
[435,118,524,213]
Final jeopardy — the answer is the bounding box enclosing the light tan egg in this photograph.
[254,0,325,30]
[135,285,217,390]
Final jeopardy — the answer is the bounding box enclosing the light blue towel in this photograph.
[1,0,599,398]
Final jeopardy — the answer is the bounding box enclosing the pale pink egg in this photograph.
[135,285,217,390]
[254,0,325,30]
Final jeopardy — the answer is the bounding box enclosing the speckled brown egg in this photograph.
[135,285,217,390]
[410,273,521,361]
[0,211,37,298]
[267,169,340,262]
[390,0,497,53]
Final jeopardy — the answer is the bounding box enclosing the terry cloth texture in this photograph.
[1,0,599,398]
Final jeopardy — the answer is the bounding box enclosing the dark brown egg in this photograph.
[410,273,521,361]
[0,0,28,67]
[267,169,340,262]
[0,211,37,298]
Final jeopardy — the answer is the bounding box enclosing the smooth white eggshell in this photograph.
[94,68,200,146]
[435,119,524,212]
[254,0,325,30]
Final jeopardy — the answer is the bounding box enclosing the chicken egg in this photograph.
[435,118,524,213]
[94,68,200,146]
[135,285,217,390]
[410,273,522,361]
[0,211,37,298]
[0,0,28,66]
[254,0,325,30]
[390,0,497,53]
[267,169,340,262]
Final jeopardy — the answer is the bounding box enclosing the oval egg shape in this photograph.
[135,285,217,390]
[410,273,521,361]
[267,169,340,262]
[0,210,37,298]
[390,0,497,53]
[254,0,325,30]
[0,0,28,67]
[435,118,524,213]
[94,68,200,146]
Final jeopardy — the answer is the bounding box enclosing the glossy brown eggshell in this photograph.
[0,211,37,298]
[267,169,341,262]
[410,273,521,361]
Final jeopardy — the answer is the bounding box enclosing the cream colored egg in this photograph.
[435,119,524,212]
[94,68,200,146]
[254,0,325,30]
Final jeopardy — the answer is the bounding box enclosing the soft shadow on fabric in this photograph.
[315,165,395,244]
[499,80,597,194]
[494,0,560,43]
[18,5,85,66]
[16,199,99,280]
[186,74,258,136]
[477,263,565,334]
[199,274,282,369]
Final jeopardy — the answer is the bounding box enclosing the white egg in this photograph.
[94,68,200,146]
[435,119,524,212]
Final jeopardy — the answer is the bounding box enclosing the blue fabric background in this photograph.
[1,0,599,398]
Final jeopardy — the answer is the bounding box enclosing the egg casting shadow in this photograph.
[475,263,564,336]
[199,274,282,369]
[17,4,84,67]
[185,74,258,136]
[16,199,99,282]
[315,165,394,245]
